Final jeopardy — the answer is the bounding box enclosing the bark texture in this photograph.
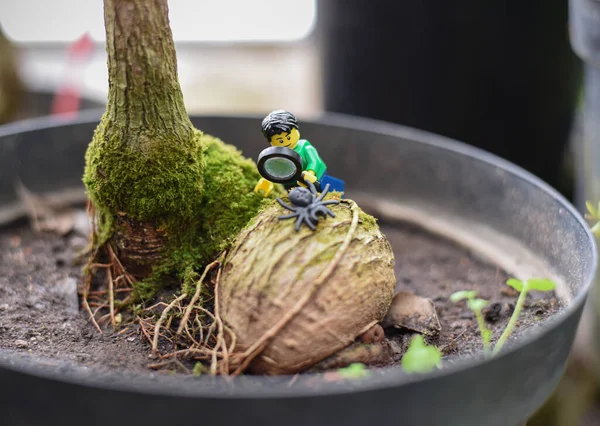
[103,0,193,145]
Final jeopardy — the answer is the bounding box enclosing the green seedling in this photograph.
[492,278,556,355]
[337,363,370,379]
[401,335,442,374]
[193,362,207,376]
[450,290,492,355]
[585,201,600,238]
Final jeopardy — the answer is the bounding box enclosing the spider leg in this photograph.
[276,197,295,212]
[295,211,316,231]
[310,206,336,222]
[316,183,331,202]
[305,216,317,231]
[308,207,325,223]
[294,214,304,231]
[321,200,339,206]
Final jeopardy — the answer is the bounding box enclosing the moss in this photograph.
[84,120,205,227]
[195,136,269,260]
[358,210,378,233]
[84,124,273,301]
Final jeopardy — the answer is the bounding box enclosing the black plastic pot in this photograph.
[317,0,581,194]
[0,112,596,426]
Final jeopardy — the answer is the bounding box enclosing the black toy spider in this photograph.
[276,182,340,231]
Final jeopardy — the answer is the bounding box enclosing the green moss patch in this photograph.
[84,117,272,301]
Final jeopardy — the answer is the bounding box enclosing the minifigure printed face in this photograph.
[269,128,300,149]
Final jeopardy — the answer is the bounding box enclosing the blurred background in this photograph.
[0,0,598,424]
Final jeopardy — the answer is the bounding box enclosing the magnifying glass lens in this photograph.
[264,157,297,180]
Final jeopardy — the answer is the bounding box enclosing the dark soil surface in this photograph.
[0,215,561,375]
[383,220,560,362]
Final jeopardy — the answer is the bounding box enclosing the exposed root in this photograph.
[81,202,236,375]
[152,293,187,355]
[82,290,103,334]
[120,253,234,375]
[148,358,191,374]
[107,267,115,327]
[81,202,138,332]
[212,263,228,375]
[176,260,220,335]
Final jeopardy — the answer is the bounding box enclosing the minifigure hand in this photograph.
[298,170,317,187]
[254,178,274,197]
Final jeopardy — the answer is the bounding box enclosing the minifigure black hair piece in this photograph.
[262,110,299,140]
[276,182,339,231]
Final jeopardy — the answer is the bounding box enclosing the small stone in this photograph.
[388,339,405,355]
[72,210,92,237]
[14,339,29,349]
[0,304,9,311]
[126,336,136,342]
[54,277,79,312]
[69,235,89,251]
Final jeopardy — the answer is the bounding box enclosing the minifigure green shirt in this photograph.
[293,139,326,180]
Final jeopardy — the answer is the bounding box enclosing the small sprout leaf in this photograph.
[193,362,207,376]
[468,298,489,312]
[525,278,556,292]
[591,222,600,238]
[337,363,370,379]
[401,335,442,374]
[450,290,477,302]
[506,278,524,292]
[586,200,597,217]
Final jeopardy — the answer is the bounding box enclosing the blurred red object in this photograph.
[51,33,94,116]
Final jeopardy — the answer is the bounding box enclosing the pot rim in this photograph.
[0,109,596,399]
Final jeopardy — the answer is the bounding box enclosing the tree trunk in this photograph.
[85,0,205,278]
[84,0,264,287]
[103,0,193,146]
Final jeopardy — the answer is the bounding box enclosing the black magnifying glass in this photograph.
[257,146,320,190]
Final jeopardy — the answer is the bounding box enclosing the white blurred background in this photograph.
[0,0,320,115]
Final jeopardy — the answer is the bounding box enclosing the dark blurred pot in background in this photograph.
[317,0,581,194]
[14,90,105,122]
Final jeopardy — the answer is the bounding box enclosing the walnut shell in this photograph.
[218,198,396,374]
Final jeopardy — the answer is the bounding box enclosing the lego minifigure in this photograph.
[254,110,345,197]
